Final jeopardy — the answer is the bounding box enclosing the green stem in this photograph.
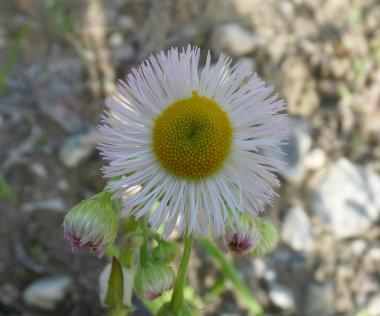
[169,234,193,311]
[119,244,134,268]
[140,229,151,267]
[198,237,264,316]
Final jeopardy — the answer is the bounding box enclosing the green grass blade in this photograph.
[198,236,264,316]
[0,23,29,94]
[0,172,12,202]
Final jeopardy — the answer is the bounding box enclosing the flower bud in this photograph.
[135,261,174,300]
[153,240,180,263]
[251,218,278,257]
[220,214,262,255]
[63,191,118,258]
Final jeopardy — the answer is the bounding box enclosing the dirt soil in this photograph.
[0,0,379,316]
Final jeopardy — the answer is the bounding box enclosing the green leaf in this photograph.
[0,23,28,94]
[198,237,264,316]
[354,310,370,316]
[0,172,12,202]
[204,279,226,303]
[105,257,125,308]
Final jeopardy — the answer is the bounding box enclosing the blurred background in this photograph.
[0,0,379,315]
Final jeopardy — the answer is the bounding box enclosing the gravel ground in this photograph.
[0,0,379,315]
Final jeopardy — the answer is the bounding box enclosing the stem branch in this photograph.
[169,234,193,311]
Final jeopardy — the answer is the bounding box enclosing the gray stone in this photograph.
[304,282,335,316]
[212,23,266,57]
[351,239,367,257]
[57,179,69,191]
[281,206,313,251]
[117,15,135,32]
[0,283,19,306]
[109,32,124,48]
[59,129,100,168]
[304,147,326,170]
[278,117,312,183]
[365,293,380,316]
[313,158,380,238]
[30,163,48,178]
[22,275,72,310]
[35,77,85,133]
[268,282,295,309]
[21,198,66,213]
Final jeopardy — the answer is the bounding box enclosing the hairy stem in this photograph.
[169,233,193,311]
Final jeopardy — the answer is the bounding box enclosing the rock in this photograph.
[281,206,313,251]
[59,129,100,168]
[304,282,335,316]
[364,293,380,316]
[251,258,268,278]
[0,283,19,306]
[57,179,69,191]
[279,117,312,183]
[268,282,295,310]
[22,275,72,310]
[109,32,124,48]
[351,239,367,257]
[277,1,294,18]
[304,147,326,170]
[30,163,48,178]
[34,77,85,133]
[212,23,266,56]
[117,15,135,32]
[280,57,319,117]
[21,198,66,213]
[313,158,380,238]
[363,247,380,273]
[273,250,307,270]
[111,44,135,65]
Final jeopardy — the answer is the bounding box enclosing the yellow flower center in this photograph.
[153,91,232,179]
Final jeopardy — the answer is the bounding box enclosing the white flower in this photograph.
[98,45,286,238]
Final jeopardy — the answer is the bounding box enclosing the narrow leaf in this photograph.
[105,257,124,308]
[198,237,264,316]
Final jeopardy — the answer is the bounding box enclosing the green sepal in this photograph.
[251,218,278,257]
[155,300,201,316]
[153,240,180,263]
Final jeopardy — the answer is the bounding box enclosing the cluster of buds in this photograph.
[220,213,278,257]
[63,190,118,258]
[153,240,180,263]
[134,237,180,300]
[135,261,175,300]
[251,218,279,258]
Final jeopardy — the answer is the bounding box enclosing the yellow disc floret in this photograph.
[153,91,232,179]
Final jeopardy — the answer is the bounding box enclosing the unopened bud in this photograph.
[251,218,278,257]
[220,214,262,255]
[135,261,174,300]
[63,191,118,258]
[153,240,180,263]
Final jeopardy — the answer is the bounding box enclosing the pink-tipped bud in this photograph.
[221,214,262,255]
[135,262,174,300]
[63,191,118,258]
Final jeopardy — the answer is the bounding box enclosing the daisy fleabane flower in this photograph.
[98,45,286,238]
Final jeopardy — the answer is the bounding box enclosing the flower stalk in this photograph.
[169,233,193,312]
